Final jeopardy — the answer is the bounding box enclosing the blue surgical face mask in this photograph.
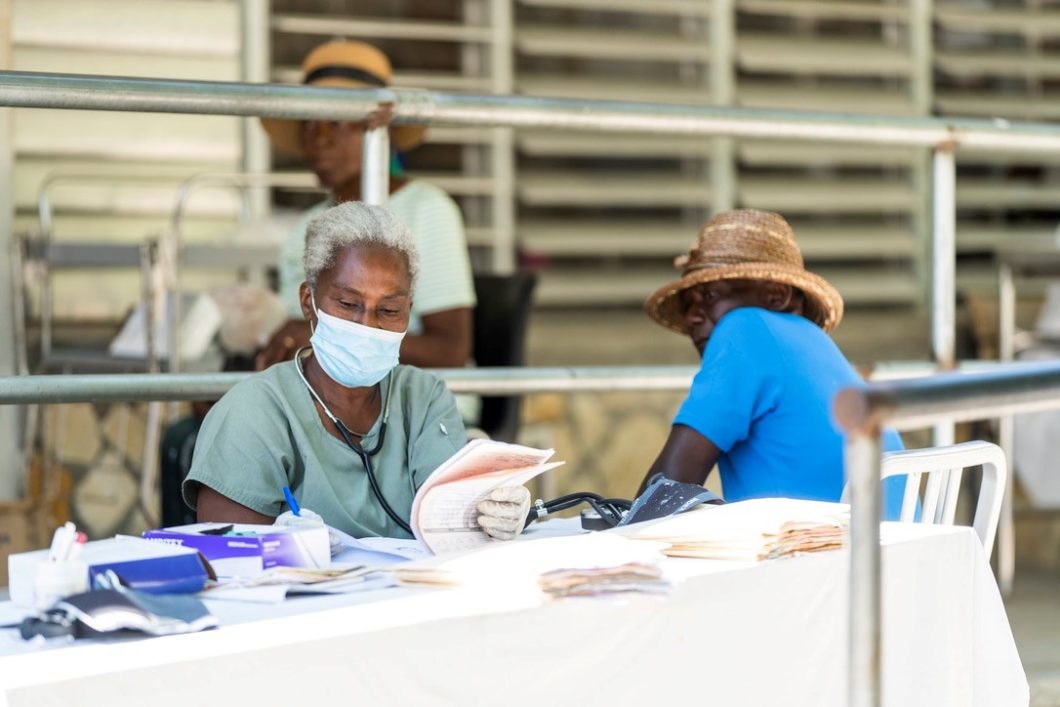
[309,292,406,388]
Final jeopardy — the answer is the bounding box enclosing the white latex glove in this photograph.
[275,508,344,557]
[476,486,531,541]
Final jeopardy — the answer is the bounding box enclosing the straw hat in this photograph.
[644,209,844,335]
[261,41,426,156]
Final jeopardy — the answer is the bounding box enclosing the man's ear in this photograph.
[763,282,795,311]
[299,282,316,325]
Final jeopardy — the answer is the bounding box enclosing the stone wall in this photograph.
[37,403,156,539]
[519,390,724,504]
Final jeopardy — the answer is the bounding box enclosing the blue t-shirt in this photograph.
[673,308,905,517]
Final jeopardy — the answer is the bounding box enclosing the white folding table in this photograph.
[0,522,1027,707]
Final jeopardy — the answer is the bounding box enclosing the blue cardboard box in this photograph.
[9,537,213,607]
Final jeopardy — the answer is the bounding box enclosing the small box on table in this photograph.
[143,523,330,578]
[8,537,212,607]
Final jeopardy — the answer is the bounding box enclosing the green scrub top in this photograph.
[183,358,466,538]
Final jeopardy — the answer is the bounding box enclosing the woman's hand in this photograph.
[476,486,531,541]
[275,508,344,557]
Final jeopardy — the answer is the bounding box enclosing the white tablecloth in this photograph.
[0,523,1027,707]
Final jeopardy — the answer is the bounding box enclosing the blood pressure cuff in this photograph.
[19,588,217,640]
[618,473,724,527]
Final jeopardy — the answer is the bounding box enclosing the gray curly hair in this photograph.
[303,201,420,291]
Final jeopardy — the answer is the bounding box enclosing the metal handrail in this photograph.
[835,358,1060,707]
[836,359,1060,431]
[0,366,698,404]
[4,70,1060,151]
[0,360,1005,406]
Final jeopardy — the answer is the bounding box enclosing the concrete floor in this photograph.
[1007,572,1060,705]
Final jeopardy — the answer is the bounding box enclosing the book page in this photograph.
[410,440,557,546]
[415,459,563,554]
[416,439,553,495]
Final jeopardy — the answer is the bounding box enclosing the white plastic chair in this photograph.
[844,440,1007,559]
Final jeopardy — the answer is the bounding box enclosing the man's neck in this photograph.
[332,175,409,203]
[332,177,362,204]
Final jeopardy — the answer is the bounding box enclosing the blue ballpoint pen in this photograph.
[282,486,301,516]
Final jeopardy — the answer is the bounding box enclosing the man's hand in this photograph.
[476,486,531,541]
[256,319,312,371]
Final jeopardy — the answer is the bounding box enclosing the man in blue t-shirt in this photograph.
[640,209,904,516]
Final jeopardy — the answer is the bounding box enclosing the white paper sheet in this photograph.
[328,529,430,565]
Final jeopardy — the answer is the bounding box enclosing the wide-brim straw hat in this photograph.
[645,209,844,335]
[261,41,427,156]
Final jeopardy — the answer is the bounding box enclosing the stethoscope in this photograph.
[294,348,414,536]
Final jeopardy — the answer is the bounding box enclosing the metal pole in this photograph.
[847,427,883,707]
[909,0,934,327]
[710,0,736,213]
[239,0,272,221]
[0,366,701,404]
[361,125,390,205]
[489,0,516,274]
[909,0,933,117]
[932,146,957,447]
[0,0,16,500]
[0,360,1026,407]
[837,360,1060,429]
[997,261,1017,593]
[8,72,1060,152]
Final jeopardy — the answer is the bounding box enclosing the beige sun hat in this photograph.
[260,41,426,156]
[644,209,844,335]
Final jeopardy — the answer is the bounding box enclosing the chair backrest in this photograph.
[845,440,1006,559]
[472,272,537,442]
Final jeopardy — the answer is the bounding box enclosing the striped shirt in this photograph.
[279,180,476,334]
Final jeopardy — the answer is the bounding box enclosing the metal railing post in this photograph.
[489,0,516,275]
[0,24,16,499]
[846,427,884,707]
[710,0,736,214]
[932,146,957,448]
[361,125,390,205]
[997,261,1017,593]
[239,0,271,221]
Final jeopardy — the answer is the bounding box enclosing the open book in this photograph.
[410,439,564,555]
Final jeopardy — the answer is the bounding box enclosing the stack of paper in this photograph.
[630,498,849,561]
[538,563,668,598]
[393,532,665,593]
[203,565,394,603]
